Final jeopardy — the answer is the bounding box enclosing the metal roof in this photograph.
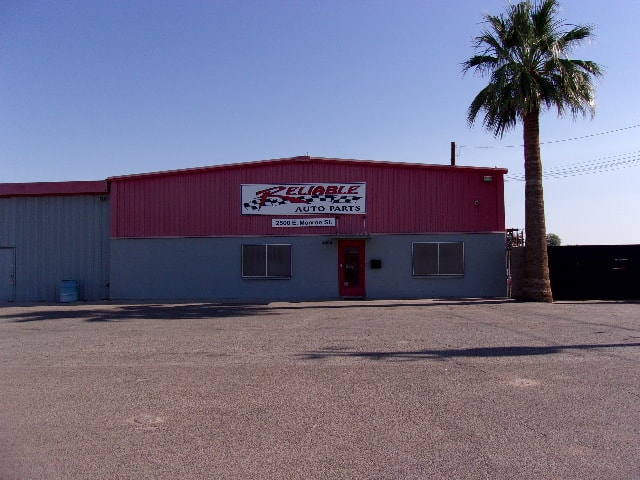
[0,181,108,197]
[108,156,508,181]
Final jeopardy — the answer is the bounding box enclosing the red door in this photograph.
[338,240,366,297]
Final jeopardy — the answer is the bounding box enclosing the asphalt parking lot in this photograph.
[0,299,639,479]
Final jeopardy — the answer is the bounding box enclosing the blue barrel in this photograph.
[59,280,78,303]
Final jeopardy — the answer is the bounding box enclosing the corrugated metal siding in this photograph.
[110,158,506,238]
[0,195,110,301]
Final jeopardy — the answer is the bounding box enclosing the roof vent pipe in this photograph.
[450,141,456,166]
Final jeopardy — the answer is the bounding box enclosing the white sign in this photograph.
[272,218,336,228]
[242,183,366,215]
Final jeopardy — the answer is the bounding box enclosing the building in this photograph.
[1,156,508,302]
[0,181,110,302]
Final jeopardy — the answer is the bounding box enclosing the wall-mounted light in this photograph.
[322,240,333,245]
[483,175,493,182]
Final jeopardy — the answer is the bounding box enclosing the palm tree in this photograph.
[463,0,602,302]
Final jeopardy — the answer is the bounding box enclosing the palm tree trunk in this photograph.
[520,110,553,302]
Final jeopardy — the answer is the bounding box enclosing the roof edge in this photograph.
[108,156,508,181]
[0,180,108,198]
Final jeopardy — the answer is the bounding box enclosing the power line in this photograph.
[459,123,640,150]
[505,150,640,181]
[541,124,640,145]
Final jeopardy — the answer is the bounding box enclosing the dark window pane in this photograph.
[343,246,361,286]
[412,242,464,276]
[242,245,266,277]
[267,245,292,277]
[413,243,438,275]
[242,244,292,278]
[439,242,464,275]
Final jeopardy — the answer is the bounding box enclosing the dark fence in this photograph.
[548,245,640,300]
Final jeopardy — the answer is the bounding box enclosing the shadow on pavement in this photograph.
[4,298,639,324]
[1,298,511,323]
[300,342,640,361]
[3,303,272,323]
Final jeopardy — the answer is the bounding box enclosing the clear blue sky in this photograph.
[1,0,638,245]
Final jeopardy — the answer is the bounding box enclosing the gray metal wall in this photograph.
[0,195,110,302]
[110,233,506,301]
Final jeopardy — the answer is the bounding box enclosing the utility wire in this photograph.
[459,123,640,149]
[541,124,640,145]
[505,150,640,181]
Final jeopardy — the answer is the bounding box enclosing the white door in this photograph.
[0,248,15,301]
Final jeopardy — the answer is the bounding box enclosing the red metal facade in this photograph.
[109,157,506,238]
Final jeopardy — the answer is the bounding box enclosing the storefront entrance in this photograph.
[338,239,366,297]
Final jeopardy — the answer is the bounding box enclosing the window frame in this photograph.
[412,241,465,277]
[241,244,292,279]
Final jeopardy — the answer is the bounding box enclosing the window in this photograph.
[242,244,292,278]
[412,242,464,276]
